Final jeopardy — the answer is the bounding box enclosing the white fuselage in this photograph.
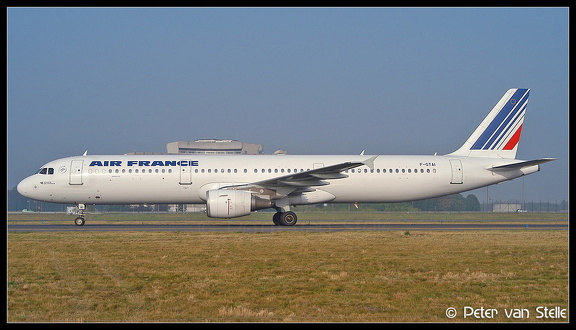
[16,154,538,206]
[14,89,553,226]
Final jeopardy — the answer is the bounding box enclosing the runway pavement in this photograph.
[7,222,567,233]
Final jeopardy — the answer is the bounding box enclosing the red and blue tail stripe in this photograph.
[470,88,529,151]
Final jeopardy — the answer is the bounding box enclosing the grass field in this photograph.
[7,213,568,322]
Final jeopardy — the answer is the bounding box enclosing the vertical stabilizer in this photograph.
[449,88,529,159]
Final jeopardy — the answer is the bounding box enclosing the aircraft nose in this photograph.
[17,177,33,198]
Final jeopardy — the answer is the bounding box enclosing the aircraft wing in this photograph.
[221,156,378,198]
[489,158,556,171]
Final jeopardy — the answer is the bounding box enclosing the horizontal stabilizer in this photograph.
[489,158,556,171]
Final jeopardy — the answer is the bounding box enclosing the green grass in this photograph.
[8,230,568,322]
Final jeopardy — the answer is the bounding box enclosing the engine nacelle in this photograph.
[206,189,273,218]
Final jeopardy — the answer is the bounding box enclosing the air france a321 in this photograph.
[17,89,555,226]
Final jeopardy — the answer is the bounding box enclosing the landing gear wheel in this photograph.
[278,211,297,226]
[74,217,85,226]
[273,213,282,226]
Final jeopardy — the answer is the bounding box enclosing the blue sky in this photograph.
[7,7,568,203]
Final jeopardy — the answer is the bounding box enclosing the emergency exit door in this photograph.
[179,161,193,185]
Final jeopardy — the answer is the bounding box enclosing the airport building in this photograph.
[492,203,522,212]
[166,139,263,155]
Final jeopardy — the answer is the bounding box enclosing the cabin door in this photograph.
[449,159,463,184]
[69,160,84,185]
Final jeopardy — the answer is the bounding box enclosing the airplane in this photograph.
[16,88,555,226]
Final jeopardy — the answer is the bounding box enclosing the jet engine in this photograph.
[206,189,273,218]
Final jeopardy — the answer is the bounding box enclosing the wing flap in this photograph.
[278,179,329,187]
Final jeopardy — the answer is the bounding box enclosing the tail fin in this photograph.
[449,88,530,159]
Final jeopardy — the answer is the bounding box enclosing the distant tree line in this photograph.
[413,193,481,211]
[315,193,481,212]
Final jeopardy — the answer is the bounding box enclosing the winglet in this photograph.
[362,155,378,170]
[82,150,88,156]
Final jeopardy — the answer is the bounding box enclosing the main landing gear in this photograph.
[272,208,298,226]
[74,203,86,226]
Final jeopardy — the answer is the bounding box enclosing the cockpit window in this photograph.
[36,167,54,175]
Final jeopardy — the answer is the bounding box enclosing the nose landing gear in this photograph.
[74,204,86,226]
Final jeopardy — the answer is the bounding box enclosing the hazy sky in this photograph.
[7,7,568,203]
